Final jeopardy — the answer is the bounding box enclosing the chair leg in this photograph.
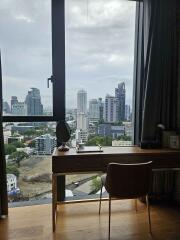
[108,196,111,240]
[146,195,151,234]
[52,174,56,232]
[99,185,103,215]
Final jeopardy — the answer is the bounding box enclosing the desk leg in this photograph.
[52,174,57,232]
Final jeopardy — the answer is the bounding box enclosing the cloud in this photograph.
[65,0,136,107]
[0,0,136,108]
[15,14,34,23]
[0,0,52,107]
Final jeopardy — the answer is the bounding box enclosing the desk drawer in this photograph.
[52,155,103,173]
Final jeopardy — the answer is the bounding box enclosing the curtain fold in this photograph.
[133,0,179,199]
[133,0,178,144]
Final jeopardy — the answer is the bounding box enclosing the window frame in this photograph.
[1,0,66,201]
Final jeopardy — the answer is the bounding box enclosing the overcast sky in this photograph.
[0,0,136,110]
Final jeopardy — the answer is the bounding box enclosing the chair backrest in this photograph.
[105,162,152,198]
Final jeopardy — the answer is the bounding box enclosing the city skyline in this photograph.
[3,87,44,116]
[0,0,136,109]
[3,82,132,115]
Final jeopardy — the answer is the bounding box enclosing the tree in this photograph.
[86,136,112,146]
[45,128,55,136]
[11,141,25,148]
[23,129,37,136]
[6,164,20,177]
[9,151,29,167]
[90,176,101,193]
[4,144,16,155]
[117,135,132,141]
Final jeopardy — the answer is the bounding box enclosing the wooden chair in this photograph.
[99,162,152,239]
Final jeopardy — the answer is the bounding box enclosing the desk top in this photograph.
[53,146,180,158]
[52,146,180,173]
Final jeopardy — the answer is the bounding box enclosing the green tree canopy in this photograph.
[23,129,37,136]
[86,136,112,146]
[4,144,16,155]
[6,164,20,177]
[9,151,29,167]
[11,141,25,148]
[117,135,132,141]
[90,176,102,193]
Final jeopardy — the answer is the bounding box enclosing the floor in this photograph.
[0,200,180,240]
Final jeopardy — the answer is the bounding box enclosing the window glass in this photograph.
[4,122,56,205]
[0,0,52,116]
[65,0,136,200]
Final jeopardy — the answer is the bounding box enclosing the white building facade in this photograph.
[89,99,100,123]
[125,105,131,121]
[11,102,27,116]
[75,129,88,143]
[7,174,17,192]
[77,89,88,131]
[104,95,119,123]
[77,89,87,114]
[35,134,56,155]
[77,113,88,130]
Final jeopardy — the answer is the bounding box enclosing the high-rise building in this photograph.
[89,99,99,122]
[35,134,56,155]
[77,89,88,130]
[98,123,125,138]
[104,95,118,123]
[75,129,88,143]
[115,82,126,121]
[3,101,11,114]
[11,96,18,112]
[11,102,27,116]
[77,89,87,114]
[89,98,104,123]
[98,98,104,122]
[77,113,88,130]
[125,104,131,121]
[25,88,43,116]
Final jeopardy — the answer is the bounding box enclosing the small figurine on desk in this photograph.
[56,120,71,152]
[58,142,69,152]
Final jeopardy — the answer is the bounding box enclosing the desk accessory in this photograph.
[169,135,180,149]
[76,145,103,153]
[162,130,176,147]
[56,120,71,152]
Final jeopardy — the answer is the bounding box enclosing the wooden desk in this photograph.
[52,146,180,231]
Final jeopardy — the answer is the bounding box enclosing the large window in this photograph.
[65,0,135,148]
[0,0,56,206]
[1,0,136,204]
[65,0,136,199]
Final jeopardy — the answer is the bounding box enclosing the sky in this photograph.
[0,0,136,110]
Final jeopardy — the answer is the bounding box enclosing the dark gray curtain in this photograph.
[133,0,179,199]
[133,0,178,143]
[0,52,8,216]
